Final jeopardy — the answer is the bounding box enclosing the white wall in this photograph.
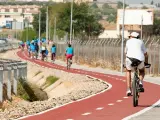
[98,30,130,39]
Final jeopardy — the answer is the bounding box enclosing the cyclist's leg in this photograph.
[138,62,145,91]
[126,58,133,96]
[66,54,69,64]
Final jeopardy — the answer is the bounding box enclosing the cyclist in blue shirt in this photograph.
[65,44,74,64]
[30,41,36,59]
[51,44,56,63]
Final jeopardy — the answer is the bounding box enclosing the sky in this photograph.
[116,0,160,4]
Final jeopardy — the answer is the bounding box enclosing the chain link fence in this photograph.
[55,36,160,75]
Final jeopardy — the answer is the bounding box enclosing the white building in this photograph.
[0,5,40,28]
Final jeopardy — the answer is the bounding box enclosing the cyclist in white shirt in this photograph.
[125,32,148,96]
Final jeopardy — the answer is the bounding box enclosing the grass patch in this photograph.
[34,70,42,77]
[17,79,30,101]
[17,78,38,101]
[45,76,59,88]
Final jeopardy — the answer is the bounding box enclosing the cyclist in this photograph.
[26,40,30,49]
[41,43,46,61]
[19,41,25,51]
[125,32,148,96]
[65,43,74,65]
[30,40,36,59]
[34,42,39,59]
[51,44,56,63]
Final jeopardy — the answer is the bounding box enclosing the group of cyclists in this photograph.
[19,31,149,97]
[19,39,74,65]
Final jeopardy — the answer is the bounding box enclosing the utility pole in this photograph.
[70,0,73,44]
[121,0,125,73]
[38,11,41,49]
[53,17,56,43]
[141,15,143,39]
[46,6,49,45]
[27,19,29,41]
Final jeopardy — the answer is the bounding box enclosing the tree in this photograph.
[102,3,112,9]
[57,3,104,37]
[107,14,117,23]
[117,1,127,9]
[32,7,47,34]
[21,28,37,42]
[153,18,160,35]
[151,0,154,5]
[91,3,98,9]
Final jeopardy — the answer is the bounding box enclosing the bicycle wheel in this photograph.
[68,59,71,69]
[132,75,138,107]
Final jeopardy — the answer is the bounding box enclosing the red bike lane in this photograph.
[17,50,160,120]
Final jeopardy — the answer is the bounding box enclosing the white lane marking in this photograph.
[82,112,91,116]
[123,97,128,99]
[96,107,104,110]
[122,99,160,120]
[116,100,123,102]
[108,103,114,106]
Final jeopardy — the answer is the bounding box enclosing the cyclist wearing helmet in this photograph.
[125,32,148,96]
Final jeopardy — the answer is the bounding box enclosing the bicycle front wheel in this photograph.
[132,76,138,107]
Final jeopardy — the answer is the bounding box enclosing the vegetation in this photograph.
[18,78,48,101]
[101,1,127,23]
[33,7,47,34]
[20,28,37,42]
[17,78,37,101]
[45,76,59,87]
[153,18,160,35]
[33,2,104,39]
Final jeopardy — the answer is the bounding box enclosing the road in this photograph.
[17,50,160,120]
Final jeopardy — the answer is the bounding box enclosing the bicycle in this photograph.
[67,58,72,70]
[124,59,151,107]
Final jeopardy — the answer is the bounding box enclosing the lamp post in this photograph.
[39,12,41,47]
[70,0,73,44]
[53,17,56,42]
[120,0,125,73]
[141,15,143,39]
[46,6,49,45]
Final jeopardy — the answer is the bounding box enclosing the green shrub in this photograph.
[45,76,59,87]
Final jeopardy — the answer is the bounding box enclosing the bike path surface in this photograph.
[17,50,160,120]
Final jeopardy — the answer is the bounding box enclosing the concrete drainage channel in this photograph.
[0,58,48,104]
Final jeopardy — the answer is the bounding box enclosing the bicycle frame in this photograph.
[67,58,72,70]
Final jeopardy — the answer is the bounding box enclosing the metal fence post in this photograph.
[7,64,12,100]
[13,63,18,95]
[0,65,4,102]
